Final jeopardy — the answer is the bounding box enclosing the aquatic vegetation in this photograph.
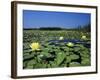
[23,30,91,69]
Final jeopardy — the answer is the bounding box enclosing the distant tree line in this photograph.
[24,27,63,30]
[75,24,91,32]
[24,24,90,32]
[39,27,63,30]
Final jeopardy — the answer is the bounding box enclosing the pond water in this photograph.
[48,39,90,48]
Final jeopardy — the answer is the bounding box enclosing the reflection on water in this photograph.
[49,39,91,48]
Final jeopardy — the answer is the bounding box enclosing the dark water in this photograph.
[48,39,90,48]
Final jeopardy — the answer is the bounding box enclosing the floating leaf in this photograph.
[69,62,81,67]
[26,59,36,69]
[81,58,90,66]
[70,54,79,60]
[66,56,72,63]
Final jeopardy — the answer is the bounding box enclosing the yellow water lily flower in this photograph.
[59,36,64,40]
[67,42,74,47]
[30,42,40,51]
[81,35,87,40]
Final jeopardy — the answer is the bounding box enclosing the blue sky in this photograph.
[23,10,90,29]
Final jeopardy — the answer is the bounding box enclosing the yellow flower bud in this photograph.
[59,37,64,40]
[81,35,87,40]
[67,42,74,47]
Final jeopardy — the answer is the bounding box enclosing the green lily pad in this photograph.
[69,62,81,67]
[70,54,79,60]
[81,58,90,66]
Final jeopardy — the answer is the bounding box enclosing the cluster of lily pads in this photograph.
[23,35,90,69]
